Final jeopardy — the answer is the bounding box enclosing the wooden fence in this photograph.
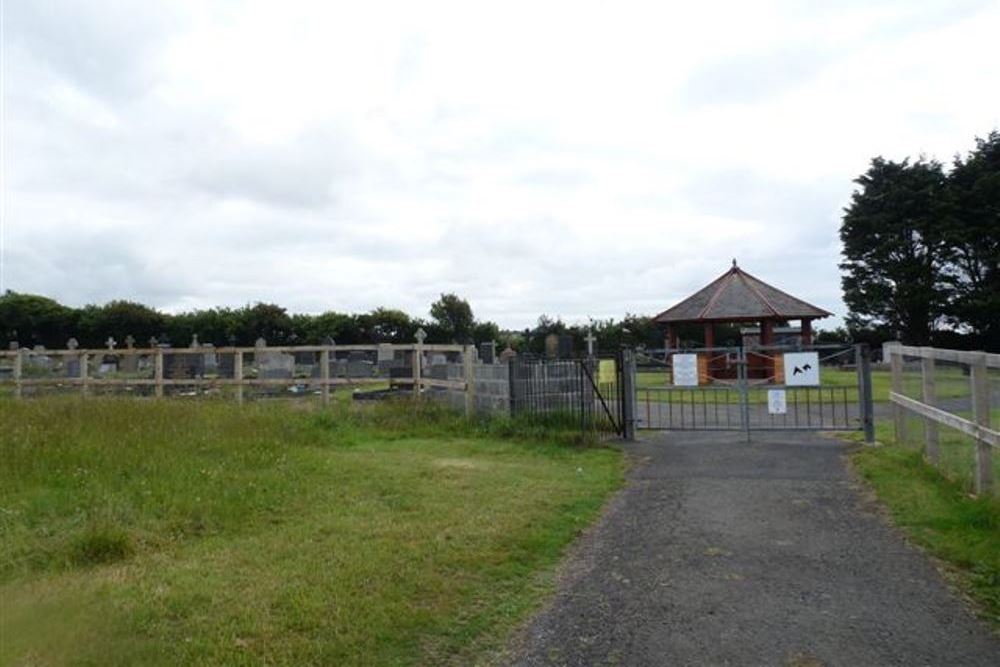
[0,342,476,412]
[884,343,999,495]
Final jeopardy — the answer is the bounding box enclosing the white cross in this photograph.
[105,337,117,350]
[584,330,597,356]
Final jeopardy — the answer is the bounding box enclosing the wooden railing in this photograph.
[0,343,474,410]
[884,343,998,495]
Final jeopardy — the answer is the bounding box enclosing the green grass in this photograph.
[850,442,1000,627]
[0,397,624,665]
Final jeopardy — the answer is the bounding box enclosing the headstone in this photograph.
[321,336,336,347]
[333,359,348,378]
[122,335,139,373]
[218,351,235,377]
[346,359,374,378]
[348,350,368,362]
[544,333,559,358]
[479,342,496,365]
[558,334,574,359]
[377,343,394,362]
[258,349,295,379]
[202,344,218,373]
[430,353,447,366]
[105,337,117,350]
[31,345,53,371]
[67,338,79,350]
[414,328,427,344]
[584,330,597,357]
[148,336,158,348]
[499,346,517,363]
[8,341,19,351]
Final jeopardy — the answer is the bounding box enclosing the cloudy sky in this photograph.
[1,0,998,329]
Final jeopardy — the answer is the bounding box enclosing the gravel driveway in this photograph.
[508,431,998,666]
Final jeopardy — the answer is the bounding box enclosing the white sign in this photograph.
[672,353,699,386]
[768,389,787,414]
[784,352,820,386]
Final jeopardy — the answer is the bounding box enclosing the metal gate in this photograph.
[632,343,874,441]
[508,352,626,437]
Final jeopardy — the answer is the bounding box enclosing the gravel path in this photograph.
[508,431,998,666]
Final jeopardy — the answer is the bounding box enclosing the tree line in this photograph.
[840,131,999,351]
[0,290,682,353]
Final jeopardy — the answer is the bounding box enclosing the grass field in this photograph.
[846,409,1000,627]
[0,397,624,665]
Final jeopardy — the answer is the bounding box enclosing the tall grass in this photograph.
[1,396,623,665]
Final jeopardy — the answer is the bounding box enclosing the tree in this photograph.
[429,293,475,343]
[0,291,77,348]
[232,303,293,345]
[839,157,950,345]
[78,300,164,347]
[944,131,1000,351]
[355,308,414,343]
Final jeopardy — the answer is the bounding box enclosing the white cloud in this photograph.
[2,0,999,329]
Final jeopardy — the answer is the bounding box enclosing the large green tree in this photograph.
[0,291,77,348]
[839,157,951,345]
[944,131,1000,351]
[429,293,475,343]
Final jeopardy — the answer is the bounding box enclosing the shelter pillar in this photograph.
[760,320,774,345]
[703,323,715,349]
[801,319,813,345]
[666,325,678,350]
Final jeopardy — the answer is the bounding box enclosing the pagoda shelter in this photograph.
[653,261,831,381]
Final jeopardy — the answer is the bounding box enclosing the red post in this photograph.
[761,320,774,345]
[704,323,715,349]
[801,319,812,345]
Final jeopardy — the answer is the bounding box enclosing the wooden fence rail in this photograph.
[1,343,475,412]
[884,343,997,495]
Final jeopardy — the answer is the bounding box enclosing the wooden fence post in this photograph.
[412,329,426,398]
[154,349,164,398]
[320,348,330,406]
[234,350,244,405]
[970,352,993,496]
[13,352,22,399]
[920,352,939,464]
[889,346,907,445]
[463,345,476,418]
[80,352,89,397]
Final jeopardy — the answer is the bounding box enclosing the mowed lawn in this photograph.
[0,398,624,665]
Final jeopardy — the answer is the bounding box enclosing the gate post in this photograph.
[620,348,637,441]
[856,344,875,444]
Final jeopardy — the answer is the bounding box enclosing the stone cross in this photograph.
[585,330,597,357]
[321,336,335,347]
[414,328,427,344]
[190,334,200,348]
[148,336,158,348]
[67,338,79,350]
[124,335,135,349]
[105,337,117,350]
[255,337,267,348]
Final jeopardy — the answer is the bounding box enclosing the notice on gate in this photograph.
[783,352,820,386]
[672,353,699,386]
[767,389,787,414]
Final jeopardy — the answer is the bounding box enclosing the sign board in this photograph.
[598,359,617,386]
[767,389,787,414]
[672,353,699,387]
[784,352,820,386]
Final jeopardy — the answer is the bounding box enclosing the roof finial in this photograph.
[732,258,738,268]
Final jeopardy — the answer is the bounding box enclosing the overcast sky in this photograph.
[1,0,998,330]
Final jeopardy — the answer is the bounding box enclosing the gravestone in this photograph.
[258,350,295,379]
[122,335,139,373]
[333,359,348,378]
[218,351,235,378]
[30,345,53,372]
[346,359,374,379]
[558,334,574,359]
[544,333,559,358]
[479,341,496,365]
[8,341,19,351]
[584,330,597,357]
[377,344,393,362]
[65,338,81,377]
[201,344,218,374]
[499,346,517,363]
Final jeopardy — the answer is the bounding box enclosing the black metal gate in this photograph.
[633,343,874,440]
[508,352,626,437]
